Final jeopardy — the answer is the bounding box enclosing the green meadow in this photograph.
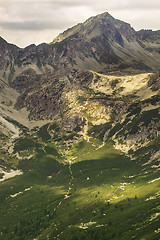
[0,125,160,240]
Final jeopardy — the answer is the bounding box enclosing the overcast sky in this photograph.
[0,0,160,48]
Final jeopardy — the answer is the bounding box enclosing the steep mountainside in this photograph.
[1,12,160,84]
[52,12,160,72]
[0,12,160,240]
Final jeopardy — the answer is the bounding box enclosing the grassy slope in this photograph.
[0,127,160,240]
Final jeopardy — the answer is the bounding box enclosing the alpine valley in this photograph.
[0,12,160,240]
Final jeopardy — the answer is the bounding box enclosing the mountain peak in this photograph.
[51,12,116,44]
[82,12,116,29]
[51,12,134,45]
[86,11,114,21]
[90,11,114,20]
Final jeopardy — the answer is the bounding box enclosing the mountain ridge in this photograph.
[1,11,160,77]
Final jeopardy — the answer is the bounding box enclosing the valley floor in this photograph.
[0,138,160,240]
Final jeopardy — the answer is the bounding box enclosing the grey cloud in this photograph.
[47,0,160,10]
[2,0,160,10]
[2,0,160,23]
[1,20,73,31]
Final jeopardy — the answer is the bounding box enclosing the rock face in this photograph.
[0,37,19,70]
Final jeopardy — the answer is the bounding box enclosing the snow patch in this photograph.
[10,192,22,198]
[78,221,96,229]
[148,177,160,184]
[0,169,23,182]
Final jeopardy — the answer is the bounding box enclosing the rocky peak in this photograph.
[0,36,19,69]
[52,12,136,45]
[137,29,160,41]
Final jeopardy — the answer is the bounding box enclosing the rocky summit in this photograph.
[0,12,160,240]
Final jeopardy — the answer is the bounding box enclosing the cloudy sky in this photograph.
[0,0,159,48]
